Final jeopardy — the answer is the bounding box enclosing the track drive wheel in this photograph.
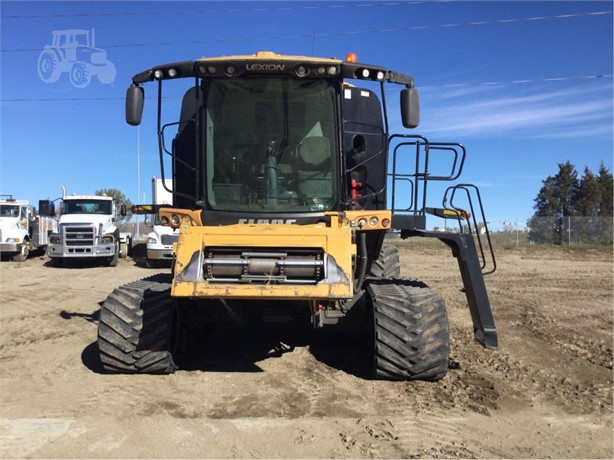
[97,274,177,373]
[366,278,449,381]
[369,244,401,278]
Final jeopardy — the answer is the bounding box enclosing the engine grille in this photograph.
[204,247,324,284]
[161,234,179,245]
[64,226,95,246]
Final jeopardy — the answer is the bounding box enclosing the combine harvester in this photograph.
[98,51,497,380]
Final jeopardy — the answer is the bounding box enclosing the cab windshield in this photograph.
[0,205,19,217]
[62,200,112,215]
[204,78,337,212]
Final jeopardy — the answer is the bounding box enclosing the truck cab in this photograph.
[145,176,178,266]
[47,192,121,266]
[146,213,179,266]
[0,196,56,262]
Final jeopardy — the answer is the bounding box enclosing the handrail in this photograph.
[444,184,497,275]
[388,135,468,217]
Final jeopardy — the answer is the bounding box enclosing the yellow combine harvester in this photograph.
[98,51,497,381]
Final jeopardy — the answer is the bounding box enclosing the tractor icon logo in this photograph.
[38,29,116,88]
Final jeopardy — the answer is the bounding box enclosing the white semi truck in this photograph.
[146,176,178,267]
[0,195,56,262]
[47,187,130,267]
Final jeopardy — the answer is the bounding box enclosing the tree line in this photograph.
[528,161,613,244]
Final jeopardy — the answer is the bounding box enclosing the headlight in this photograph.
[101,235,114,243]
[6,237,20,243]
[50,235,61,244]
[147,237,157,244]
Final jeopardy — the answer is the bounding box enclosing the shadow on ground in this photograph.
[81,318,372,379]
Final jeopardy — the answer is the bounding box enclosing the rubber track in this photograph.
[97,274,177,374]
[366,278,449,381]
[369,244,401,278]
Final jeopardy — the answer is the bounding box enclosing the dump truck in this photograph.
[47,186,129,267]
[0,196,56,261]
[98,51,497,380]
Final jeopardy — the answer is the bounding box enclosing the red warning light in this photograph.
[345,52,358,63]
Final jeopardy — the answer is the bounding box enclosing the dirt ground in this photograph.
[0,243,612,459]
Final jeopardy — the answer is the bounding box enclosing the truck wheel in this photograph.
[12,241,30,262]
[365,278,449,381]
[97,274,177,373]
[70,62,91,88]
[107,243,119,267]
[37,50,60,83]
[119,241,128,259]
[369,244,401,278]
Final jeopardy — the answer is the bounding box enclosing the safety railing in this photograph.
[388,134,496,275]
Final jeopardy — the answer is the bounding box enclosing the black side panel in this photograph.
[341,87,388,270]
[173,87,198,209]
[341,86,386,211]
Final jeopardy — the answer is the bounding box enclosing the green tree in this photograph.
[597,163,613,217]
[528,162,613,245]
[596,163,613,243]
[555,161,578,218]
[573,167,600,216]
[528,161,578,244]
[95,188,133,223]
[527,176,558,243]
[572,167,601,243]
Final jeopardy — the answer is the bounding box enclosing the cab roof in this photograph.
[131,51,414,87]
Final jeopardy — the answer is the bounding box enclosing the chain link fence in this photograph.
[493,216,613,246]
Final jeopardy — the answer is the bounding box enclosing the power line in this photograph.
[2,74,611,102]
[1,1,431,19]
[2,10,611,53]
[421,74,614,89]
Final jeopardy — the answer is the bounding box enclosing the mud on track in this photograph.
[1,244,612,458]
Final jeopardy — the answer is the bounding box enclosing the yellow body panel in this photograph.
[172,217,356,300]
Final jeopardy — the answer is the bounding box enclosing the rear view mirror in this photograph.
[401,87,420,129]
[126,85,144,126]
[38,200,52,217]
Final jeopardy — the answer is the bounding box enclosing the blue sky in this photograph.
[1,1,612,229]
